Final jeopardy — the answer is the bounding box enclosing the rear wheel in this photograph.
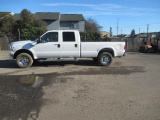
[16,53,33,68]
[98,52,112,66]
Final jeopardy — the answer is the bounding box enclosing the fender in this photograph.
[97,46,116,57]
[13,49,35,59]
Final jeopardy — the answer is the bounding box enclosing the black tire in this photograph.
[16,53,33,68]
[98,52,112,66]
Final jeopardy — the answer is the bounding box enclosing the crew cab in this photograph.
[9,30,126,68]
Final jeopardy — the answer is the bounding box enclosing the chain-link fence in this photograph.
[110,37,160,52]
[125,38,141,52]
[1,36,159,52]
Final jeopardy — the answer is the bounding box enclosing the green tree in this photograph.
[81,18,102,41]
[130,29,136,48]
[18,9,47,40]
[0,13,15,37]
[130,29,135,37]
[110,27,112,37]
[85,18,102,33]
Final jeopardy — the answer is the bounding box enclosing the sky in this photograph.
[0,0,160,35]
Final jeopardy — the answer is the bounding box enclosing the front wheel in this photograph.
[98,52,112,66]
[16,53,33,68]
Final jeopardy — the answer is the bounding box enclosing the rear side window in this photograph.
[63,32,75,42]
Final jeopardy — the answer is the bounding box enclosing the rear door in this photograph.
[60,31,80,58]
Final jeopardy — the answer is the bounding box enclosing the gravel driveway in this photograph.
[0,51,160,120]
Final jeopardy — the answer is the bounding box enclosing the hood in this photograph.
[10,40,32,46]
[10,40,37,51]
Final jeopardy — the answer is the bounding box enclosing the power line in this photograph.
[112,22,160,29]
[117,12,160,24]
[110,21,160,35]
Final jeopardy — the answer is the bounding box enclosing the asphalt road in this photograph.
[0,51,160,120]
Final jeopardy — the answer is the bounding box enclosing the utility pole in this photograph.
[139,28,140,34]
[121,29,123,41]
[121,29,122,35]
[147,24,149,42]
[117,18,119,36]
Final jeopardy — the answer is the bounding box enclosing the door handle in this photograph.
[54,44,60,48]
[75,44,78,47]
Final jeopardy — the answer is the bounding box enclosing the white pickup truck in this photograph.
[9,30,126,68]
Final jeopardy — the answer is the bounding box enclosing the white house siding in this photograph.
[78,21,85,32]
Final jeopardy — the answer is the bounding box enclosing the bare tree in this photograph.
[85,18,102,32]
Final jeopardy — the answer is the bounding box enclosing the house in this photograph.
[13,12,85,32]
[60,14,85,32]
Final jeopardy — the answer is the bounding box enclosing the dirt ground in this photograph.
[0,51,160,120]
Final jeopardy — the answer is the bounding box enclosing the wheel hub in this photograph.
[102,56,110,64]
[19,56,29,66]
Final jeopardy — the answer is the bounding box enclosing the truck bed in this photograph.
[81,42,125,58]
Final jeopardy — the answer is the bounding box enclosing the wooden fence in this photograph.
[0,36,10,50]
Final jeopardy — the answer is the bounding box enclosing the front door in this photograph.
[32,32,61,58]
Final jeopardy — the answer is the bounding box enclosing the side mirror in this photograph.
[37,37,42,44]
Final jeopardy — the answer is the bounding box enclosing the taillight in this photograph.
[124,44,126,50]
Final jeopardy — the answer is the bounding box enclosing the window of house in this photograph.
[41,32,58,43]
[63,32,75,42]
[70,22,79,29]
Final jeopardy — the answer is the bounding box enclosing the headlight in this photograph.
[10,45,15,51]
[12,46,15,51]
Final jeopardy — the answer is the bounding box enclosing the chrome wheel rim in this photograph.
[19,56,30,66]
[101,55,110,64]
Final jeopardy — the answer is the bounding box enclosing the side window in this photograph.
[41,32,58,43]
[63,32,75,42]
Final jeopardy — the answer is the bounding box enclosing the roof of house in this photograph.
[13,12,60,20]
[35,12,60,20]
[0,12,10,17]
[12,12,84,21]
[0,12,14,18]
[60,14,85,21]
